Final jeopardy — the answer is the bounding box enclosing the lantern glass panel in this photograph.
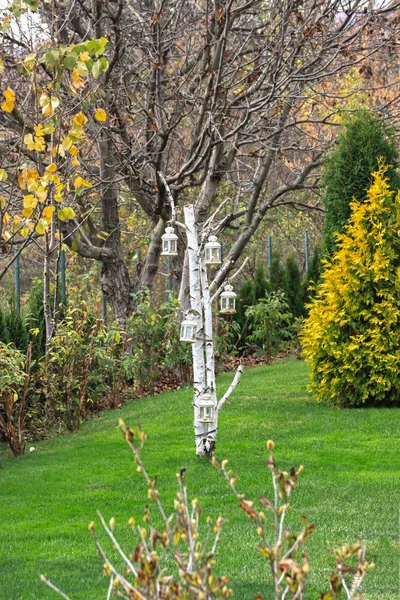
[180,318,197,342]
[161,227,178,256]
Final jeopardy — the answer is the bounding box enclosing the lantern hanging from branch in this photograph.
[161,226,178,256]
[220,284,236,314]
[204,235,221,265]
[180,312,197,343]
[197,394,215,423]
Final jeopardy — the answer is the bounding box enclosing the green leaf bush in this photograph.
[301,164,400,407]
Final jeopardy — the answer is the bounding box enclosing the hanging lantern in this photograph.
[197,394,215,423]
[161,226,178,256]
[220,284,236,314]
[180,312,197,343]
[204,235,221,265]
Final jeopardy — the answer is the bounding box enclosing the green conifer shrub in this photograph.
[283,253,303,317]
[0,305,9,343]
[322,110,400,256]
[301,164,400,407]
[26,278,46,360]
[254,264,270,300]
[269,251,285,292]
[302,243,323,312]
[5,299,28,352]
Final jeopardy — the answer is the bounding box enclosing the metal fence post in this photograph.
[60,248,67,305]
[305,231,309,272]
[14,250,20,314]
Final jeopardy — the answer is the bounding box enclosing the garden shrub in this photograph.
[269,251,285,292]
[283,253,303,317]
[301,164,400,407]
[302,243,323,311]
[0,341,32,455]
[245,290,293,362]
[5,298,28,352]
[42,423,373,600]
[0,304,9,343]
[26,278,46,360]
[322,110,400,256]
[127,292,192,390]
[44,304,117,430]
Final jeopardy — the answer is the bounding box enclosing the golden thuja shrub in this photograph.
[301,163,400,407]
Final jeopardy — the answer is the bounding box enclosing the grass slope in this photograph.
[0,358,399,600]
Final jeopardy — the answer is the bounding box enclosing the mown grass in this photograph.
[0,357,399,599]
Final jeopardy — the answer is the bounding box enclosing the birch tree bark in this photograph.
[184,205,242,456]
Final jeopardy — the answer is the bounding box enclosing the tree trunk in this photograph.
[43,235,54,353]
[99,133,134,327]
[101,260,133,329]
[137,217,166,291]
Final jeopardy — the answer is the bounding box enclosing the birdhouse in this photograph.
[220,284,236,314]
[180,313,197,343]
[197,394,215,422]
[204,235,221,265]
[161,226,178,256]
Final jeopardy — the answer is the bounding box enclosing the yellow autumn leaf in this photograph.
[79,51,90,62]
[36,187,48,202]
[34,124,45,137]
[71,157,80,167]
[65,207,75,219]
[20,227,29,238]
[71,68,85,90]
[1,88,15,113]
[46,163,57,173]
[22,207,33,218]
[95,108,107,122]
[74,176,83,189]
[23,194,37,210]
[42,205,55,220]
[35,137,46,152]
[35,218,48,235]
[62,136,73,151]
[73,112,87,127]
[54,194,63,203]
[69,145,79,156]
[24,134,36,151]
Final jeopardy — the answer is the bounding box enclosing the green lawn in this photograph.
[0,357,399,599]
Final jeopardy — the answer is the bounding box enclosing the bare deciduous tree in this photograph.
[1,0,399,324]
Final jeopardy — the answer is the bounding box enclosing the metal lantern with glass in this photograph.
[220,283,236,314]
[161,226,178,256]
[204,235,221,265]
[180,312,197,343]
[197,394,215,423]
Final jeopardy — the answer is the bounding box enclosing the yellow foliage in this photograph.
[1,88,15,113]
[94,108,107,122]
[73,112,87,126]
[301,163,400,407]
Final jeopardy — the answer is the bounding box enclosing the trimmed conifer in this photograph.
[322,110,400,256]
[269,252,285,292]
[283,254,303,317]
[0,305,9,343]
[302,164,400,407]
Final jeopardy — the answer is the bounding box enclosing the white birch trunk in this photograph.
[184,206,208,455]
[183,204,243,457]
